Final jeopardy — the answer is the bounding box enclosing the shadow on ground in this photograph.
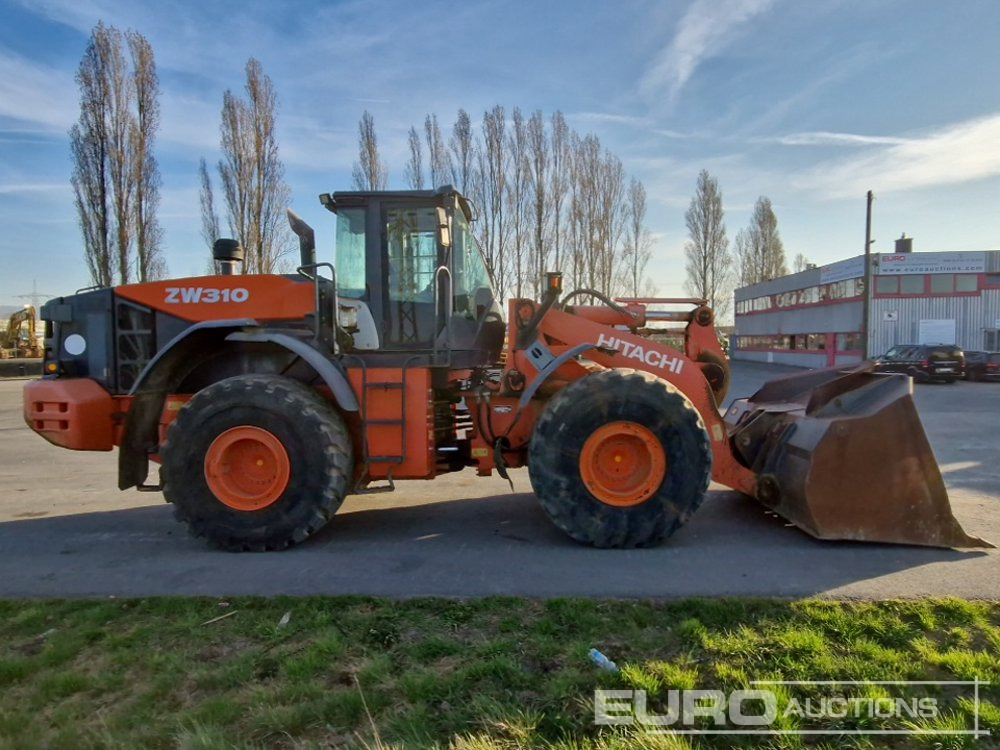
[0,486,987,599]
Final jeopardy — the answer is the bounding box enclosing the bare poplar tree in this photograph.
[70,22,164,286]
[548,111,570,274]
[198,157,221,258]
[352,110,388,191]
[793,253,810,272]
[506,107,530,298]
[217,58,292,274]
[623,178,654,297]
[424,114,449,188]
[736,196,787,286]
[525,110,549,297]
[475,105,510,300]
[407,106,652,304]
[565,133,625,295]
[683,170,733,317]
[449,109,475,195]
[106,26,132,285]
[404,126,424,189]
[70,25,113,287]
[565,131,594,290]
[596,150,626,295]
[127,30,164,281]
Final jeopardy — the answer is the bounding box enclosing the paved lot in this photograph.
[1,363,997,599]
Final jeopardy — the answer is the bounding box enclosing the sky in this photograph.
[1,0,999,311]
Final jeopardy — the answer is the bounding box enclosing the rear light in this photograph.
[922,360,930,367]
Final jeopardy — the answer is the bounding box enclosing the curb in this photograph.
[0,360,41,379]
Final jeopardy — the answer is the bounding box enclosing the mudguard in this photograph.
[118,321,357,490]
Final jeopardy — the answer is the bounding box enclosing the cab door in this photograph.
[381,203,442,349]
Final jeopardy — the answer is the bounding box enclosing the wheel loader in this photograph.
[23,186,991,551]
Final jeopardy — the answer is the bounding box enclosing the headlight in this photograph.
[64,333,87,356]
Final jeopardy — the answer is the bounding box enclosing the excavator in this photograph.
[2,306,42,359]
[22,187,991,551]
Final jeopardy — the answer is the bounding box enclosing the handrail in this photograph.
[297,262,337,351]
[614,297,707,306]
[433,265,453,366]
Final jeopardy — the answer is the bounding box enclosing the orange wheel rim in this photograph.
[204,426,290,511]
[580,421,666,507]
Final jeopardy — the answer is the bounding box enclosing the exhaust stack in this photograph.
[286,209,316,268]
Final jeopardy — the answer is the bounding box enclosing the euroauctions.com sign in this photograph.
[877,251,986,275]
[594,679,990,737]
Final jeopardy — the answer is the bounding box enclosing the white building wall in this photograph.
[736,350,830,367]
[869,290,1000,355]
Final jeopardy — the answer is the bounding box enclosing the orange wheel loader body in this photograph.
[21,187,991,551]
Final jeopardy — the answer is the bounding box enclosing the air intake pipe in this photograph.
[212,239,244,275]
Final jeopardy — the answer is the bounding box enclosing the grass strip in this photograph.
[0,597,997,749]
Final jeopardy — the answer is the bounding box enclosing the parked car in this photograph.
[963,350,1000,381]
[872,343,965,383]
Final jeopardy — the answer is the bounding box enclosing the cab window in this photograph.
[450,208,492,318]
[335,208,366,298]
[386,207,439,303]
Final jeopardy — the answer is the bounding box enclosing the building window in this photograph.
[836,332,863,351]
[900,275,925,294]
[930,274,954,294]
[955,274,978,292]
[806,334,826,350]
[985,273,1000,288]
[875,276,899,294]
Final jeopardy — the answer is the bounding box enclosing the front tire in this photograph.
[528,369,712,548]
[162,375,353,551]
[697,350,731,406]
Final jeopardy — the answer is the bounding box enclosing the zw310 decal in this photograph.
[164,287,250,304]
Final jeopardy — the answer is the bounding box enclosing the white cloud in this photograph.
[771,131,911,147]
[566,113,699,142]
[0,183,70,195]
[9,0,105,34]
[651,128,694,140]
[570,112,651,127]
[640,0,774,102]
[158,93,222,152]
[795,114,1000,198]
[0,51,77,131]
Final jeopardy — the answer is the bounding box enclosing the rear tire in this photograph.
[162,375,353,551]
[528,369,712,548]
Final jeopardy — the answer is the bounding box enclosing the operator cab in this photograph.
[320,185,504,367]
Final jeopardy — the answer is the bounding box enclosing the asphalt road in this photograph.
[1,362,997,599]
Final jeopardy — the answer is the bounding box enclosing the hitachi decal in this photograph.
[164,287,250,304]
[596,333,684,374]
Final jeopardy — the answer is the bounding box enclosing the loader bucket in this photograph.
[726,366,993,548]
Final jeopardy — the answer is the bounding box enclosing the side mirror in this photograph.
[436,207,451,249]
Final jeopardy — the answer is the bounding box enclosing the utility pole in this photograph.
[861,190,874,359]
[15,280,55,311]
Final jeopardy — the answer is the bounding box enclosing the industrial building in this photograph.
[733,244,1000,367]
